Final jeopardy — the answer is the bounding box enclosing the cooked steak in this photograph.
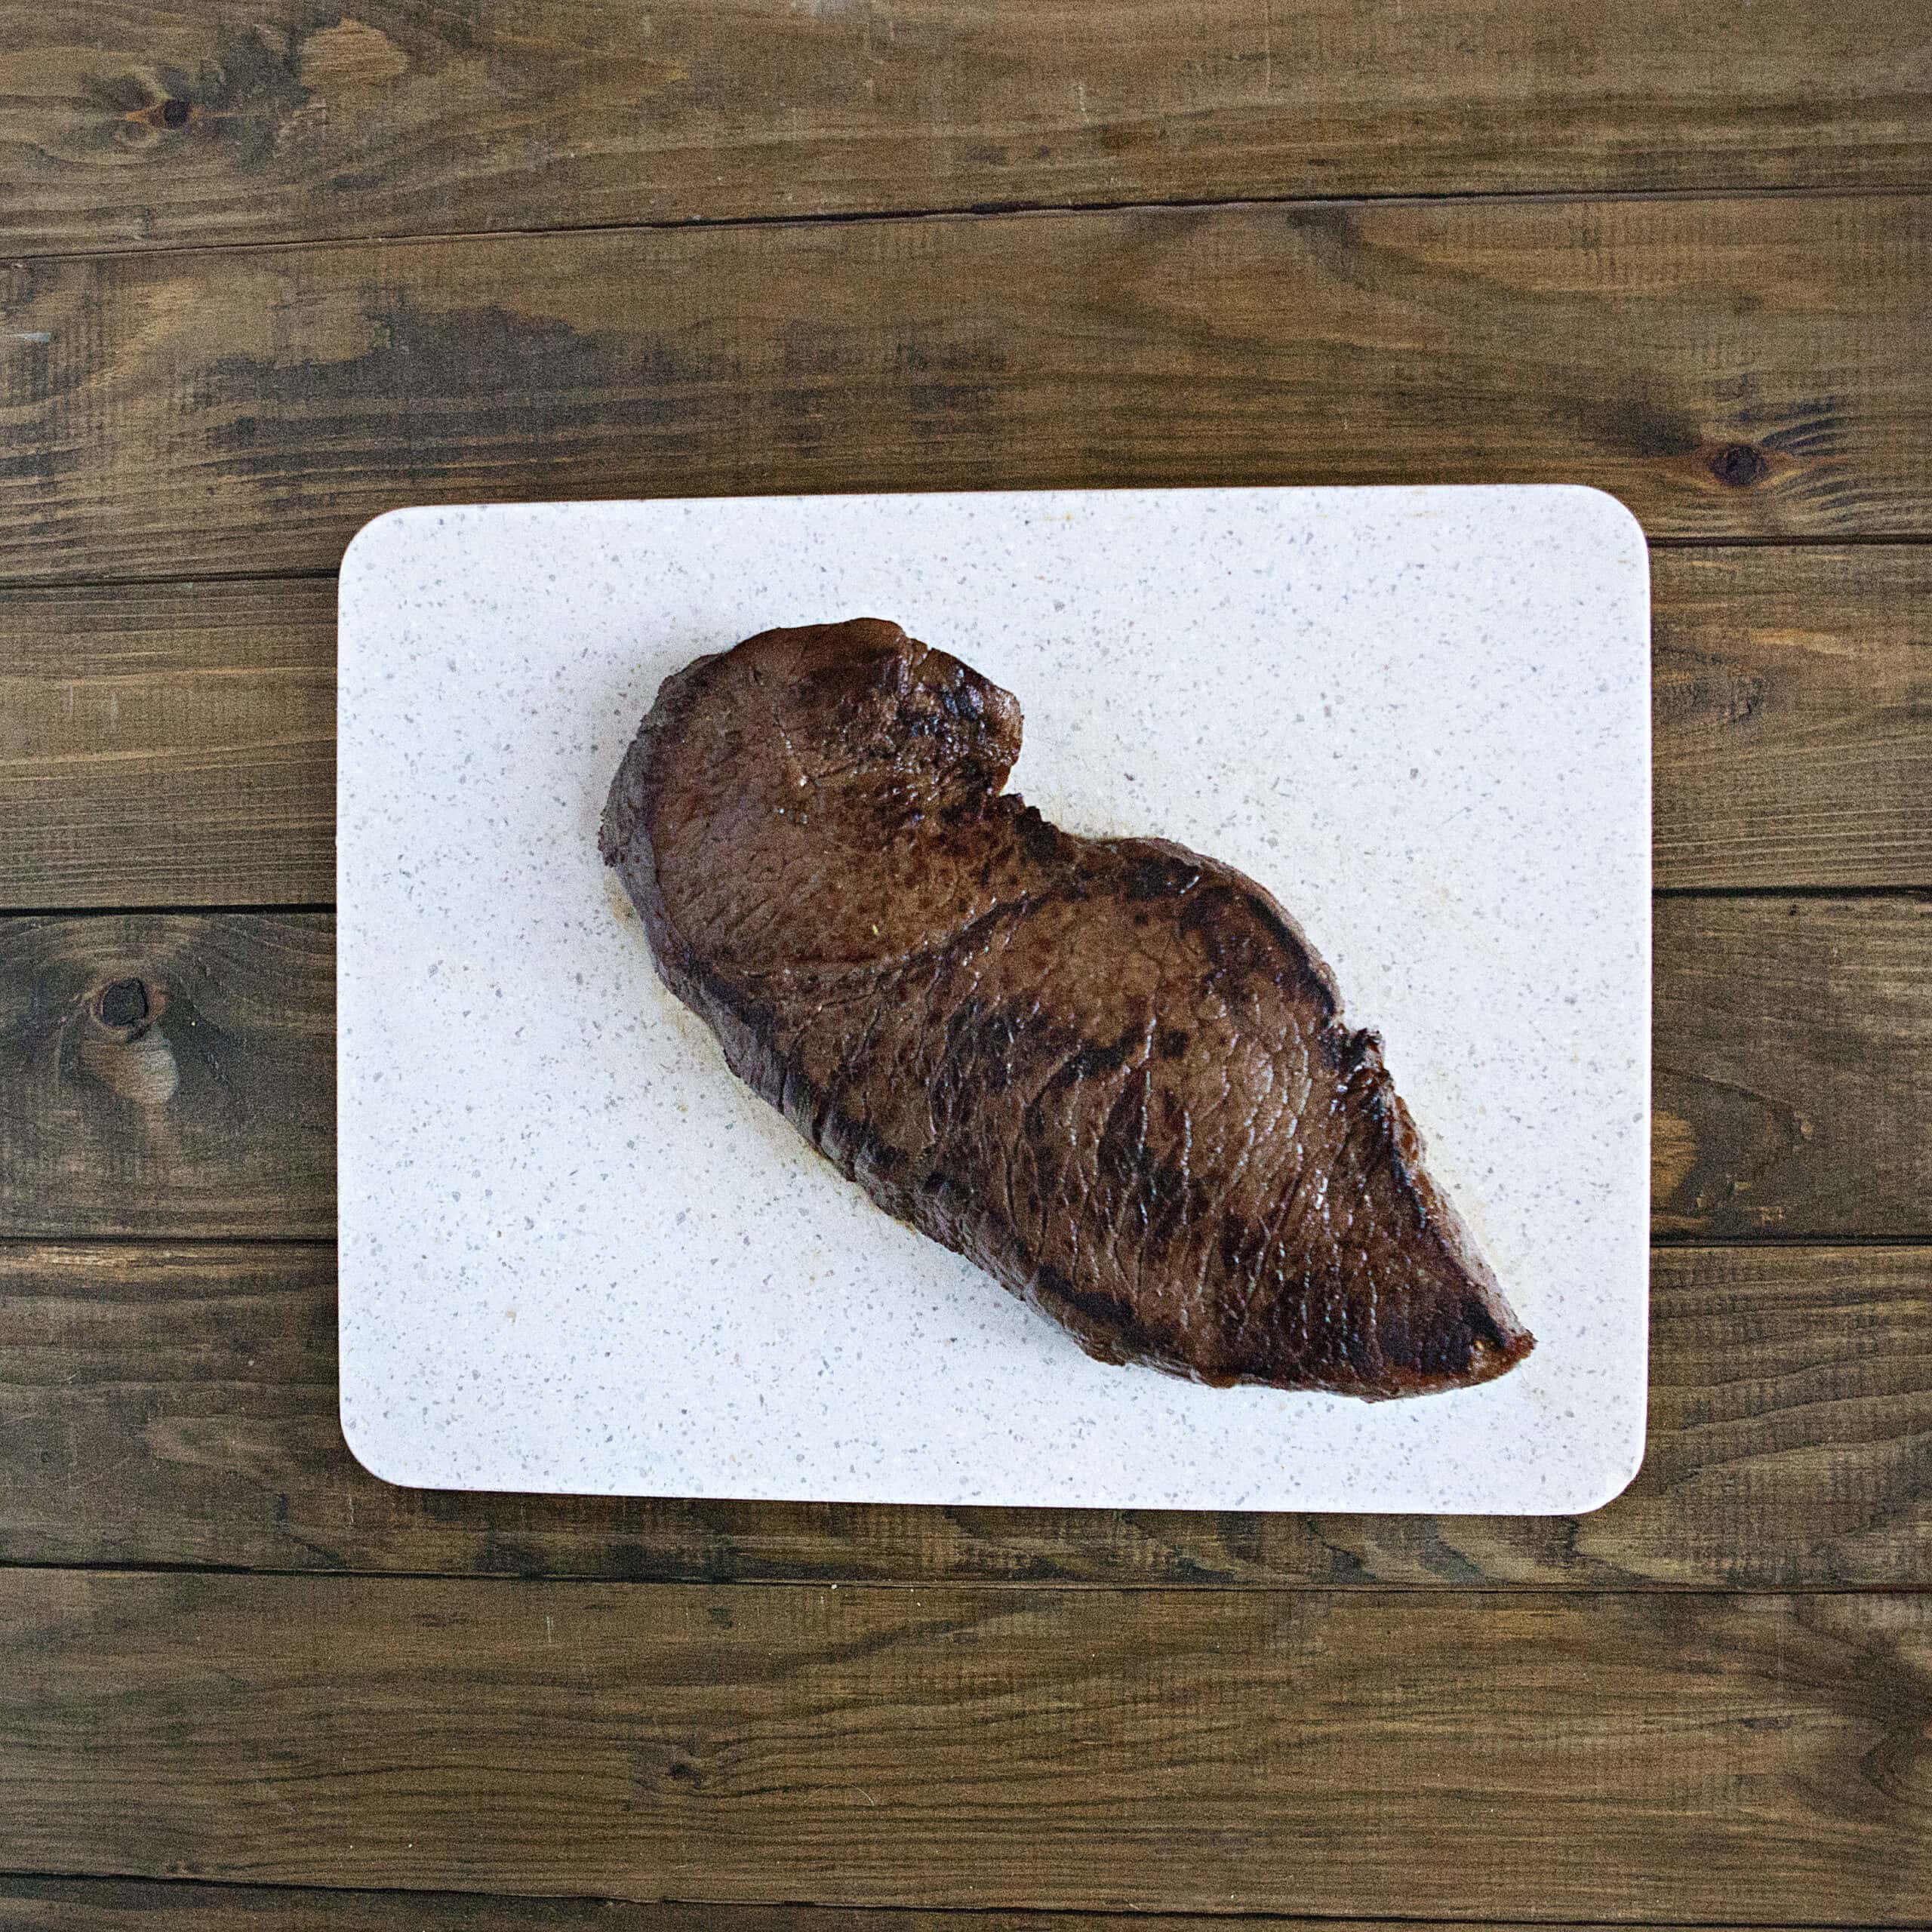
[602,618,1533,1398]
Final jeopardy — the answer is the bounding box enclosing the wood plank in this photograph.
[0,579,336,909]
[4,1240,1927,1589]
[4,1570,1929,1920]
[0,1878,1844,1932]
[6,549,1927,910]
[0,915,334,1240]
[4,195,1927,586]
[1653,548,1932,890]
[1654,895,1931,1238]
[7,1,1929,257]
[2,900,1921,1242]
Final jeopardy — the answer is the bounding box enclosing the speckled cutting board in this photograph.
[337,486,1650,1513]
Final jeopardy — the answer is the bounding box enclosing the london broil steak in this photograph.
[601,619,1534,1398]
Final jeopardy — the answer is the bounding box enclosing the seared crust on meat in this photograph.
[603,618,1532,1398]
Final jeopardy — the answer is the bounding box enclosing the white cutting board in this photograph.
[338,486,1650,1514]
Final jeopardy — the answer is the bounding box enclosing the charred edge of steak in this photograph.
[600,648,715,1008]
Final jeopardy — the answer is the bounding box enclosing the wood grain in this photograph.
[1654,895,1931,1238]
[5,194,1928,587]
[0,915,333,1239]
[0,1878,1852,1932]
[6,549,1926,910]
[4,1239,1927,1589]
[1653,548,1932,890]
[7,2,1928,257]
[0,578,336,909]
[5,1569,1930,1919]
[2,900,1921,1241]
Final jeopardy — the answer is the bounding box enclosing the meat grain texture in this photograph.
[602,619,1532,1398]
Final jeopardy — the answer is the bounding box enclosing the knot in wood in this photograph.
[94,977,152,1035]
[1709,443,1768,488]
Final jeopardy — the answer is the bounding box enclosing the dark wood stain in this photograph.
[3,1568,1930,1920]
[8,1872,1850,1927]
[0,578,338,910]
[8,0,1929,254]
[0,916,335,1240]
[1648,548,1932,888]
[1652,897,1930,1238]
[5,195,1929,586]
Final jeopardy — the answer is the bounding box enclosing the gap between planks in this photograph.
[0,1868,1913,1929]
[8,178,1932,273]
[1,1557,1931,1598]
[2,530,1931,599]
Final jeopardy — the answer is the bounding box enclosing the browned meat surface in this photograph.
[602,618,1533,1398]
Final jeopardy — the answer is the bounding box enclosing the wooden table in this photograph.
[3,5,1930,1926]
